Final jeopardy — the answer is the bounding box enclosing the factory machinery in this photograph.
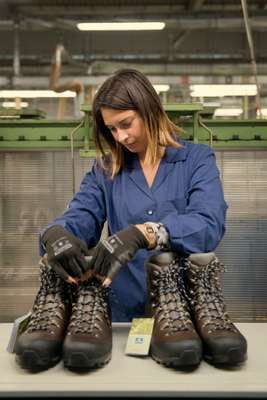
[0,103,266,323]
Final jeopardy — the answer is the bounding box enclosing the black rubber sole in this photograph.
[16,350,61,372]
[63,351,111,370]
[151,349,202,368]
[204,347,247,366]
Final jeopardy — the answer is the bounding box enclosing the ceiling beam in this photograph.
[2,61,267,80]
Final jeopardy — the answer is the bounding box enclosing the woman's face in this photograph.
[101,108,148,158]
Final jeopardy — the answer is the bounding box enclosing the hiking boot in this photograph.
[63,277,112,370]
[145,252,202,368]
[184,252,247,366]
[15,256,72,371]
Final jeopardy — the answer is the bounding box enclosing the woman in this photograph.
[40,68,228,321]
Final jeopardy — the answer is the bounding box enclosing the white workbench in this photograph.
[0,323,267,398]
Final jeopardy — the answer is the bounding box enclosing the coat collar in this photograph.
[163,140,188,163]
[123,139,189,199]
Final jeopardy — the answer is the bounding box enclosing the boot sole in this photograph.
[204,347,247,366]
[63,352,111,370]
[151,349,202,368]
[16,350,61,371]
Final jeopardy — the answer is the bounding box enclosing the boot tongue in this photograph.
[68,278,110,335]
[46,293,55,302]
[150,263,167,274]
[150,262,194,333]
[188,259,236,332]
[26,266,71,334]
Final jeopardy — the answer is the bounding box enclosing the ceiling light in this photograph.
[0,90,76,98]
[153,84,170,93]
[214,108,243,117]
[257,109,267,117]
[190,84,257,97]
[77,22,165,31]
[203,102,221,108]
[2,101,28,108]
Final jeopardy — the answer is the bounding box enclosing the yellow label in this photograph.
[125,318,154,356]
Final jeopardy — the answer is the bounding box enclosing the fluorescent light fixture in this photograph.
[203,102,221,108]
[190,84,257,97]
[257,108,267,117]
[0,90,76,98]
[2,101,28,108]
[153,84,170,93]
[77,22,165,31]
[214,108,243,117]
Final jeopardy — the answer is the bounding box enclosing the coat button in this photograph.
[147,210,153,215]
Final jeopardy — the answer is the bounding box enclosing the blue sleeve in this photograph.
[39,161,107,255]
[161,146,228,255]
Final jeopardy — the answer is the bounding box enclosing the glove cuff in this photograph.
[42,224,67,245]
[132,224,153,249]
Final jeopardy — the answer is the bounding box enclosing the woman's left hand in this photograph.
[87,225,149,285]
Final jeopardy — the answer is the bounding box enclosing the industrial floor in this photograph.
[0,322,267,398]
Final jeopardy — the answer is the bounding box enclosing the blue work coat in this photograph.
[40,139,228,321]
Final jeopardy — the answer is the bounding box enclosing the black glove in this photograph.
[42,225,89,281]
[87,225,149,280]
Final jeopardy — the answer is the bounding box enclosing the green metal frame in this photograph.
[1,103,267,152]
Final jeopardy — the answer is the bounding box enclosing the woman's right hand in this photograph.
[42,225,90,283]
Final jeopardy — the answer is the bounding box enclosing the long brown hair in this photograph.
[92,68,182,177]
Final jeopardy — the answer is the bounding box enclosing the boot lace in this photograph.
[27,261,71,334]
[151,259,193,334]
[67,278,110,336]
[184,257,237,333]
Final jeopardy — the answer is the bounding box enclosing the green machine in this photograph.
[1,103,267,151]
[0,104,267,323]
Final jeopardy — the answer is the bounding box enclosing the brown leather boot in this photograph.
[63,276,112,370]
[184,252,247,366]
[146,252,202,368]
[15,257,72,371]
